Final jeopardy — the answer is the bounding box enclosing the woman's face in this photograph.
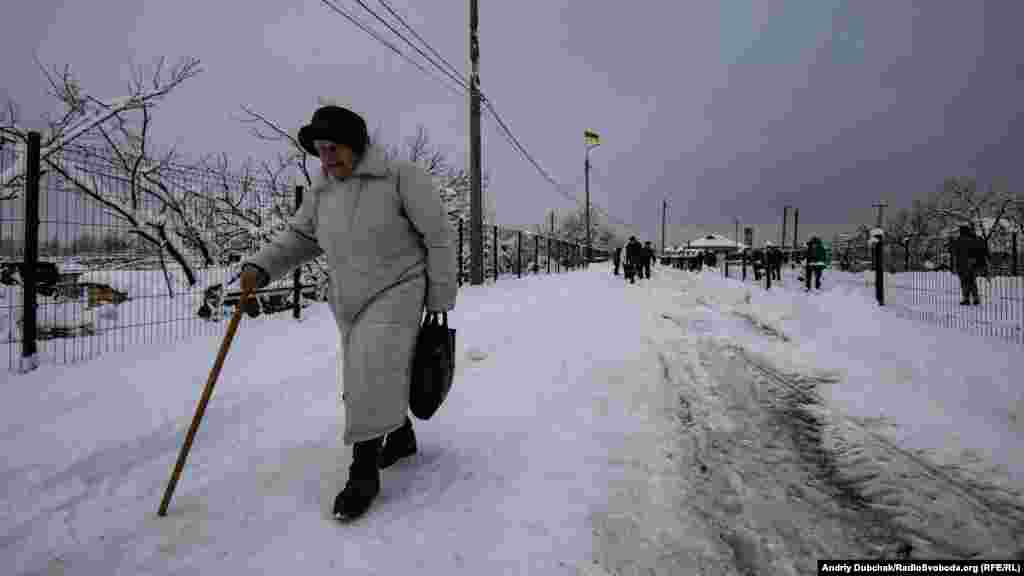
[315,140,356,179]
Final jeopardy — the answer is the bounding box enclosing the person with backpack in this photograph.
[804,237,827,291]
[952,224,989,305]
[238,105,457,522]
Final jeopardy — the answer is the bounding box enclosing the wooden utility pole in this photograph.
[781,206,790,247]
[662,199,668,257]
[469,0,483,285]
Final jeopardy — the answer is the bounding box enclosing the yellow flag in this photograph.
[584,129,600,146]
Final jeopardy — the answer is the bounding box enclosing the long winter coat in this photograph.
[952,233,989,276]
[625,241,644,267]
[244,146,457,445]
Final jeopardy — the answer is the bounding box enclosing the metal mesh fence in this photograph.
[719,231,1023,347]
[3,137,606,370]
[453,219,602,286]
[2,141,325,370]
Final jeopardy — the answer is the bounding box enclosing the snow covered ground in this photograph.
[722,263,1024,345]
[2,263,1022,574]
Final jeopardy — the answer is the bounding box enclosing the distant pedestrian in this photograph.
[804,237,826,290]
[952,224,988,305]
[751,248,765,281]
[624,236,644,284]
[768,245,782,281]
[612,246,621,276]
[641,241,655,279]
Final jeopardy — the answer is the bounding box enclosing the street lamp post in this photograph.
[584,130,601,266]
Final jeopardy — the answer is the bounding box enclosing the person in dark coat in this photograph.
[768,245,782,281]
[612,246,621,276]
[624,236,644,284]
[702,250,716,269]
[642,241,655,279]
[804,237,826,290]
[952,224,988,305]
[751,248,765,281]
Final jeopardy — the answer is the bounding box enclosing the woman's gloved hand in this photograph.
[239,265,267,318]
[239,265,265,296]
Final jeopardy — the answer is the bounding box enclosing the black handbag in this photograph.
[409,311,456,420]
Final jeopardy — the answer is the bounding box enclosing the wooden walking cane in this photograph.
[158,286,254,517]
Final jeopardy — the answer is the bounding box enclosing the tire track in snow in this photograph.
[701,293,1024,559]
[657,332,912,573]
[735,348,1024,560]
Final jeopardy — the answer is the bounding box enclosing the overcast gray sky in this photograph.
[3,0,1022,247]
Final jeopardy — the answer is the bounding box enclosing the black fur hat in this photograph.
[298,105,369,158]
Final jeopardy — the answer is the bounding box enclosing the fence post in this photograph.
[517,230,522,279]
[1013,232,1018,277]
[293,185,303,320]
[21,131,41,370]
[533,235,539,274]
[458,219,464,286]
[875,239,885,306]
[493,225,498,282]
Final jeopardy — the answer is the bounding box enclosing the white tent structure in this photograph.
[688,233,746,252]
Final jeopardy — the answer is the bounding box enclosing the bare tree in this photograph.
[1,56,211,296]
[929,176,1016,246]
[903,198,937,269]
[885,208,914,271]
[2,57,201,199]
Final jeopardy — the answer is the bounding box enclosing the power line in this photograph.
[318,0,466,99]
[318,0,637,233]
[318,2,583,205]
[347,0,470,93]
[375,0,467,88]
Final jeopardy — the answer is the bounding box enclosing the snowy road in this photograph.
[2,264,1022,574]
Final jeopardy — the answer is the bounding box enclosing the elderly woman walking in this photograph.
[238,105,457,521]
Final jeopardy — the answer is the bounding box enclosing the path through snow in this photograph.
[2,263,1022,575]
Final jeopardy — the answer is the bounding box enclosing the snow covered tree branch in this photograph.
[0,55,213,296]
[927,176,1016,245]
[1,55,202,201]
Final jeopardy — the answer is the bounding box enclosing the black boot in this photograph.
[378,416,417,469]
[333,436,383,522]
